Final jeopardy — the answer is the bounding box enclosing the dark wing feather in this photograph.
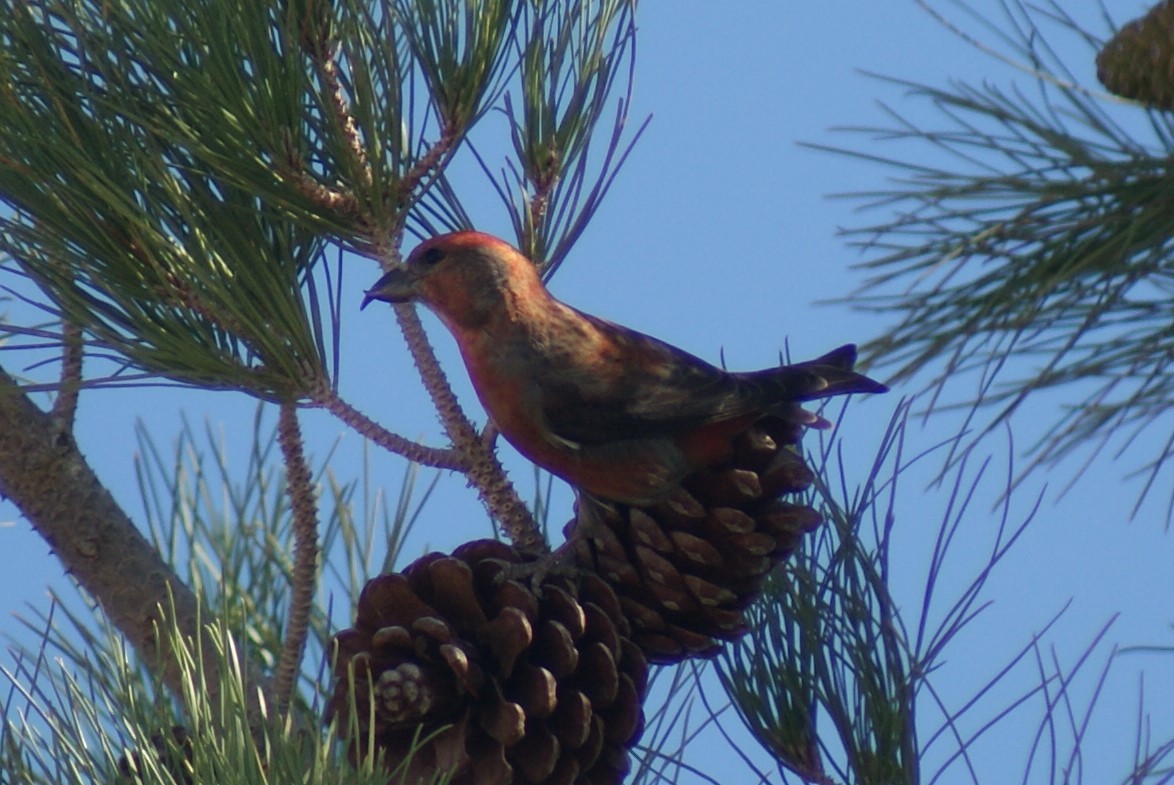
[541,335,742,445]
[540,314,886,446]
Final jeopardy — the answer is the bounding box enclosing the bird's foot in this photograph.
[498,543,580,597]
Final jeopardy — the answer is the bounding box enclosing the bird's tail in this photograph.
[738,344,886,425]
[740,344,886,431]
[788,344,888,399]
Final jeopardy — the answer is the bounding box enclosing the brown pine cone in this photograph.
[565,412,824,664]
[1097,0,1174,110]
[327,539,647,785]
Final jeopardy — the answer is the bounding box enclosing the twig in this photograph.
[310,380,468,471]
[307,30,533,551]
[279,32,371,236]
[480,420,500,449]
[396,133,456,207]
[49,318,82,431]
[393,302,547,555]
[286,163,359,217]
[317,54,373,192]
[272,401,320,717]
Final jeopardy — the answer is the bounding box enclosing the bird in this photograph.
[362,231,887,507]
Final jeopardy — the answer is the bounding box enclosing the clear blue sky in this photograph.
[2,2,1170,783]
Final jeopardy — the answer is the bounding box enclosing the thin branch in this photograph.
[272,401,319,717]
[278,15,361,221]
[310,380,468,471]
[317,54,373,193]
[308,45,460,256]
[49,318,82,431]
[823,2,1174,518]
[285,162,360,217]
[392,301,546,555]
[281,27,373,237]
[397,132,457,208]
[353,170,538,551]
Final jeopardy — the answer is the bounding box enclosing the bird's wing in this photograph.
[538,314,760,446]
[538,316,887,447]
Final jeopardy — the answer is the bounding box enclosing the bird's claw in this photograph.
[498,544,579,597]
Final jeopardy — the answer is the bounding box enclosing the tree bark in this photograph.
[0,365,213,703]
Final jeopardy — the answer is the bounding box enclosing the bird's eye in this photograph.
[420,247,445,266]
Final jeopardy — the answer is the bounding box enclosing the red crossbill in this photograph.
[363,232,887,506]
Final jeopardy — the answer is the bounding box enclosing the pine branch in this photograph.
[49,318,82,431]
[311,380,468,471]
[486,0,647,276]
[272,401,320,718]
[391,300,546,555]
[0,364,267,716]
[819,0,1174,518]
[318,53,374,193]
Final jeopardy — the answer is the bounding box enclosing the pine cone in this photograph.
[1097,0,1174,110]
[565,411,823,664]
[327,539,647,785]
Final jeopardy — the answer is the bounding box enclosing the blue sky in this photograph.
[3,2,1171,783]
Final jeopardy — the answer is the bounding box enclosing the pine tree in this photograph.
[1,2,1170,784]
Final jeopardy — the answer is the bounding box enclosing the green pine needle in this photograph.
[818,1,1174,519]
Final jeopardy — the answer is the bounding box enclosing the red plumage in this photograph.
[364,232,886,505]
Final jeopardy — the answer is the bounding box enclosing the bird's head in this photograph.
[362,232,547,331]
